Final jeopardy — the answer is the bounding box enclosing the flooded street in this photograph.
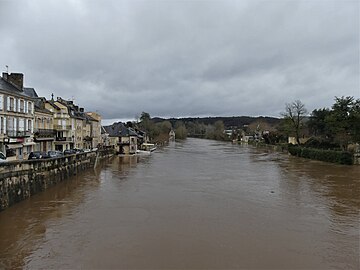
[0,138,359,269]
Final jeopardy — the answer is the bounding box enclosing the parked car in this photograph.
[73,148,84,154]
[0,152,7,162]
[48,150,64,158]
[28,151,50,160]
[64,149,77,155]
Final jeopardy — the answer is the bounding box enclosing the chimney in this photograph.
[2,72,24,90]
[80,108,84,112]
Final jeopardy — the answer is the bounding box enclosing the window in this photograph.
[28,102,32,114]
[7,117,14,132]
[19,118,25,132]
[9,97,14,111]
[0,94,3,111]
[20,100,24,113]
[28,120,32,132]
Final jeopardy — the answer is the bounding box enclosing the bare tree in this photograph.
[282,100,307,145]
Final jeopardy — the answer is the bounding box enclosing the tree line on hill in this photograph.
[128,96,359,152]
[128,112,281,143]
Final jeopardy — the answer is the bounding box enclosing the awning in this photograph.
[6,144,23,149]
[23,142,37,146]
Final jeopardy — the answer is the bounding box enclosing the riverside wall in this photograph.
[354,153,360,165]
[0,149,114,211]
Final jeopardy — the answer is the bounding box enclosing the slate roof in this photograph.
[0,77,31,98]
[34,97,53,115]
[103,122,139,137]
[56,98,88,120]
[24,87,38,98]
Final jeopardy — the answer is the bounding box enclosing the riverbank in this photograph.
[244,141,359,165]
[0,149,114,211]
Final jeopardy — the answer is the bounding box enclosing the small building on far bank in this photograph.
[169,129,175,141]
[103,122,139,155]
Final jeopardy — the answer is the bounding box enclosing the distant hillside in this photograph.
[152,116,281,129]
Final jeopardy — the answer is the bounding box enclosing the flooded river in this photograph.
[0,138,359,269]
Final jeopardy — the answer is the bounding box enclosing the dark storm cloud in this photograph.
[0,0,358,120]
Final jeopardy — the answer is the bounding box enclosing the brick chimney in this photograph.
[2,72,24,90]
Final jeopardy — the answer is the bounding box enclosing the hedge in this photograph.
[288,145,353,165]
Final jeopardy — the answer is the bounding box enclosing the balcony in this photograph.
[54,113,69,118]
[118,141,130,145]
[83,136,93,141]
[56,137,73,142]
[6,130,31,138]
[34,129,56,138]
[54,125,72,130]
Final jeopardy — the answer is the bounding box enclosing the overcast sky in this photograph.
[0,0,359,121]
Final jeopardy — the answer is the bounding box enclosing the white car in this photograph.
[0,152,7,162]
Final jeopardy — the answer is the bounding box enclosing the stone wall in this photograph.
[0,149,114,211]
[354,153,360,165]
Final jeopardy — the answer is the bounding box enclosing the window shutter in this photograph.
[19,118,24,131]
[0,95,3,110]
[14,118,17,132]
[25,101,28,114]
[17,99,20,112]
[3,116,6,134]
[7,97,10,111]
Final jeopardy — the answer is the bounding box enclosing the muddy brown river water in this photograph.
[0,138,359,269]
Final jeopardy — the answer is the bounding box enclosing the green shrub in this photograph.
[288,145,353,165]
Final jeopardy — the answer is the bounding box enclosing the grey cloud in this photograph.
[0,0,358,120]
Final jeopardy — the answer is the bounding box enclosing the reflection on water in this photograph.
[0,138,359,269]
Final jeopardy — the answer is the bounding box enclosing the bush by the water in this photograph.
[288,145,353,165]
[303,137,341,150]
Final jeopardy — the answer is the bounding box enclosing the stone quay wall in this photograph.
[354,153,360,165]
[0,149,114,211]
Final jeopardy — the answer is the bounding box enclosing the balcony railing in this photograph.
[54,113,70,118]
[83,136,93,141]
[6,130,31,137]
[34,129,56,138]
[56,137,73,142]
[54,125,72,130]
[118,141,130,145]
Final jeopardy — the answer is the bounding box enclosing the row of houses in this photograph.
[0,72,102,161]
[1,71,152,161]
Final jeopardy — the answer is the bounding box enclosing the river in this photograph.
[0,138,359,269]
